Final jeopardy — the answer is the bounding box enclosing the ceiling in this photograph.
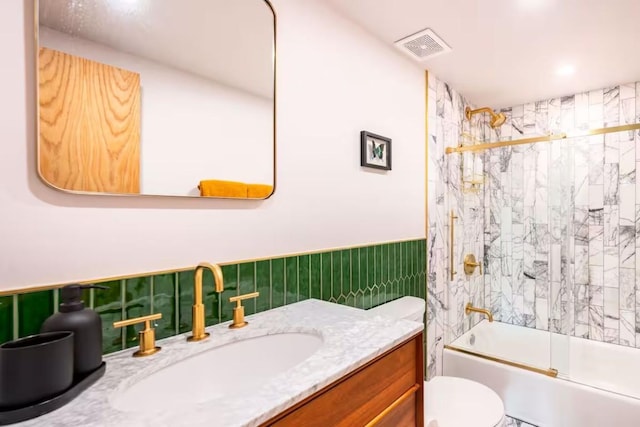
[326,0,640,108]
[39,0,274,99]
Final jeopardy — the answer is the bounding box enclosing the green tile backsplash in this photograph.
[0,239,426,354]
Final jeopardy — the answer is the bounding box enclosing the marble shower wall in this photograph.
[483,82,640,347]
[427,73,485,379]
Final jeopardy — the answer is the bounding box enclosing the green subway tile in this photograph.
[411,240,418,275]
[309,254,321,300]
[153,274,177,340]
[355,290,365,310]
[238,262,256,315]
[221,264,238,293]
[395,242,402,281]
[363,288,373,310]
[204,288,221,325]
[178,271,194,333]
[271,258,285,308]
[320,252,332,302]
[124,276,152,349]
[372,286,380,307]
[377,245,384,284]
[298,255,310,301]
[398,242,404,279]
[389,243,397,282]
[379,284,388,304]
[380,244,388,285]
[255,260,271,313]
[218,265,237,324]
[285,257,298,304]
[345,292,356,308]
[0,297,13,344]
[331,251,341,300]
[350,249,360,296]
[367,245,376,285]
[94,280,123,354]
[18,291,54,338]
[404,242,411,278]
[340,250,350,297]
[358,247,368,291]
[238,262,255,294]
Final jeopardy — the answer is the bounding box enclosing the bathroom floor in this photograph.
[505,416,537,427]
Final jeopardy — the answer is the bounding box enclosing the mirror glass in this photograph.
[37,0,275,199]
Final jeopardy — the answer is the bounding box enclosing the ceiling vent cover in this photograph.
[394,28,452,61]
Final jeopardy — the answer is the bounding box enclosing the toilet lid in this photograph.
[424,376,504,427]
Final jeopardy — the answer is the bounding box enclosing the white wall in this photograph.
[40,27,273,196]
[0,0,425,292]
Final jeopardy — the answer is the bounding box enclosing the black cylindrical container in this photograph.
[0,331,74,408]
[41,284,106,377]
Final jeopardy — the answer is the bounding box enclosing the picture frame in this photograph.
[360,131,392,170]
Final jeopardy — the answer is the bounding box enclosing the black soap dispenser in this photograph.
[41,284,107,377]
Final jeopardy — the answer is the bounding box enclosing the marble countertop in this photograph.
[18,299,423,427]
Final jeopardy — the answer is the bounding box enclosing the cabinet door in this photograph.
[39,47,141,194]
[269,333,423,427]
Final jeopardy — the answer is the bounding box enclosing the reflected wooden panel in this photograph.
[38,47,141,194]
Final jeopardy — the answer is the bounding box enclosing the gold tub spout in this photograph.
[465,302,494,322]
[188,262,224,342]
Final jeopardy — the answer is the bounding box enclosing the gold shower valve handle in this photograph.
[113,313,162,357]
[463,254,482,276]
[229,292,260,329]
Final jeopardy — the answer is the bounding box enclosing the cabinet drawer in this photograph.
[373,386,418,427]
[268,333,423,427]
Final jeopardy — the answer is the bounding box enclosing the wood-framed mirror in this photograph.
[35,0,276,199]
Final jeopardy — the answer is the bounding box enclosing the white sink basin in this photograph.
[111,333,323,414]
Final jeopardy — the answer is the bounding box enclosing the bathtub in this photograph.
[443,320,640,426]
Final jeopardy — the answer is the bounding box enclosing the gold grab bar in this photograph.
[444,345,558,378]
[465,302,494,322]
[450,210,458,281]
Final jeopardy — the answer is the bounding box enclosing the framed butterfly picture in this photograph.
[360,131,392,170]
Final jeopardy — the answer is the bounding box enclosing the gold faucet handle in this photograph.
[228,292,259,329]
[113,313,162,357]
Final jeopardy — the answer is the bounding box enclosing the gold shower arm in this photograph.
[465,107,495,120]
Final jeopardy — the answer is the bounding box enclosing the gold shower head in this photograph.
[465,106,506,129]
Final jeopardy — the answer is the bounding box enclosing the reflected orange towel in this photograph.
[199,180,248,198]
[247,184,273,199]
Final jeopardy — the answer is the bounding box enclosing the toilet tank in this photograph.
[367,296,425,322]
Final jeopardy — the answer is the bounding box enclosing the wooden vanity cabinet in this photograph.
[262,332,424,427]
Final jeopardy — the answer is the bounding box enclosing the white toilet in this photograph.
[367,297,505,427]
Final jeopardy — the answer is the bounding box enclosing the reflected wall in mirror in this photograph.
[36,0,276,199]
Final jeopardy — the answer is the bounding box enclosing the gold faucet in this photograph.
[465,302,494,322]
[188,262,224,342]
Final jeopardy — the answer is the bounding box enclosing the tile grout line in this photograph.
[53,288,59,314]
[283,259,287,306]
[350,249,353,296]
[296,257,300,302]
[174,272,180,335]
[320,255,323,300]
[308,255,312,299]
[120,279,126,350]
[253,262,257,314]
[269,260,273,309]
[150,276,155,315]
[12,295,18,340]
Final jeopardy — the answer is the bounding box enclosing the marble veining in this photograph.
[480,81,640,351]
[17,300,423,427]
